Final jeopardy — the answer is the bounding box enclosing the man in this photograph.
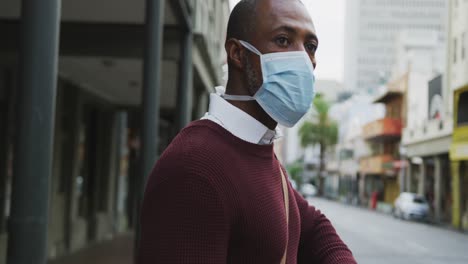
[137,0,357,263]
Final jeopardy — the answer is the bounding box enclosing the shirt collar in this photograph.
[202,87,282,145]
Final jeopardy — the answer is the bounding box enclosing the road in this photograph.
[308,198,468,264]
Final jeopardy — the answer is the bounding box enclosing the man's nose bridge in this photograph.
[293,42,307,52]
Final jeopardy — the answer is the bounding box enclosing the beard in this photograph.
[244,55,261,96]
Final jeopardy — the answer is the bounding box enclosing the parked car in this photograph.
[393,192,430,221]
[289,179,298,190]
[300,183,318,198]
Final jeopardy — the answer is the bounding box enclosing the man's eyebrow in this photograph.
[272,25,297,34]
[271,25,318,42]
[306,33,319,43]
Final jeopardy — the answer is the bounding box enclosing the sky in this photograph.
[228,0,346,82]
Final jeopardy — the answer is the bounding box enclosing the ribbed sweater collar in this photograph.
[187,120,276,159]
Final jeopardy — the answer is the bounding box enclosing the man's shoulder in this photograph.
[176,119,229,150]
[148,120,238,191]
[160,120,234,165]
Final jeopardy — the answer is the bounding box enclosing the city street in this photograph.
[308,198,468,264]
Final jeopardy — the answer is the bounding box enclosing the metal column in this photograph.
[434,156,442,223]
[176,28,194,131]
[136,0,165,255]
[406,162,412,192]
[359,173,366,205]
[141,0,165,187]
[398,146,407,193]
[399,160,406,193]
[7,0,61,263]
[451,161,461,229]
[418,161,426,196]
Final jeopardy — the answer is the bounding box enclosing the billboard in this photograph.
[428,75,443,120]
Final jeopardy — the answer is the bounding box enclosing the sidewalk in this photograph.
[49,233,134,264]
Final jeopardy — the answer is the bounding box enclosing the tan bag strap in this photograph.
[279,165,289,264]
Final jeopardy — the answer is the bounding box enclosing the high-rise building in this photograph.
[344,0,448,94]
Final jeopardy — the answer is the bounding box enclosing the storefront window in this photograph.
[457,91,468,126]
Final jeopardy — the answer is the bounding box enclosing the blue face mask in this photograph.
[223,40,316,128]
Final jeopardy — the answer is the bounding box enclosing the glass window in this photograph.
[457,91,468,125]
[413,196,427,204]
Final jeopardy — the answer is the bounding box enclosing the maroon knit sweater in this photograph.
[138,120,356,264]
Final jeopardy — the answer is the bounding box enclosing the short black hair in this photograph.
[226,0,257,43]
[226,0,305,44]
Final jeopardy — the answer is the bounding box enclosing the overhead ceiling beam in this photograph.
[0,20,182,58]
[168,0,192,30]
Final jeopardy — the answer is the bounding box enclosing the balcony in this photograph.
[363,118,402,141]
[359,154,394,175]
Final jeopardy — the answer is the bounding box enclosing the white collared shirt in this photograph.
[201,87,282,145]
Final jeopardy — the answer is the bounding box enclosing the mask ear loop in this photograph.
[222,40,263,101]
[221,94,256,101]
[239,40,263,56]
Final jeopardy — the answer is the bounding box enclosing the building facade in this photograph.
[0,0,229,263]
[360,76,406,208]
[344,0,448,94]
[448,0,468,231]
[399,29,450,224]
[326,93,382,206]
[338,123,371,206]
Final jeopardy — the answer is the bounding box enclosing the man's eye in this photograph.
[305,43,317,53]
[276,37,290,47]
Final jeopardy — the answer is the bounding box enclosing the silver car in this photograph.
[300,183,318,198]
[393,192,430,221]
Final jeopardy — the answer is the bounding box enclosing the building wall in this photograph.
[344,0,447,94]
[192,0,229,89]
[399,27,453,225]
[448,0,468,229]
[406,72,436,131]
[397,29,448,151]
[448,0,468,95]
[47,84,129,257]
[392,30,446,80]
[0,67,144,262]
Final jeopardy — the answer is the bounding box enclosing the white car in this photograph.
[300,183,318,198]
[289,179,298,190]
[393,192,430,221]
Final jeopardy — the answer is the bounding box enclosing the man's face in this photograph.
[243,0,318,94]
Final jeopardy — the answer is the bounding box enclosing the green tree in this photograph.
[298,95,338,196]
[286,161,304,187]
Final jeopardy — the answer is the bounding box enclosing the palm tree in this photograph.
[298,95,338,196]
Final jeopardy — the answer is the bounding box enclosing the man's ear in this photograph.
[225,39,245,70]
